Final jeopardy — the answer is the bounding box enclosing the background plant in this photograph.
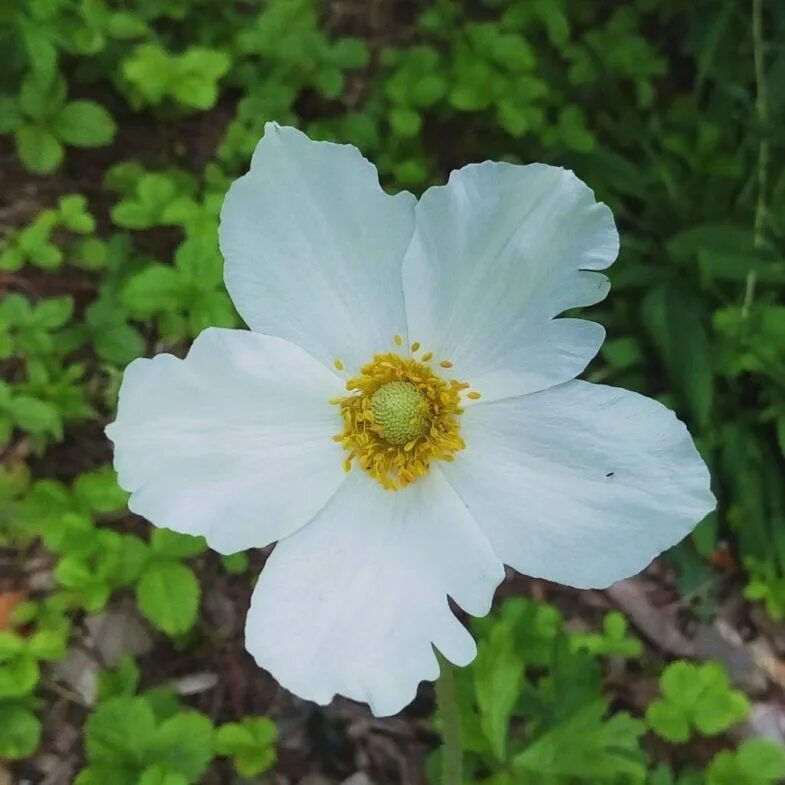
[1,0,784,782]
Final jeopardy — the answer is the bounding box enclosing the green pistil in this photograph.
[371,381,430,446]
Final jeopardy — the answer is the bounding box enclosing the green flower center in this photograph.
[370,381,430,446]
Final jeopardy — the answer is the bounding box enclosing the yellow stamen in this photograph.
[421,352,433,362]
[439,360,454,369]
[332,350,468,490]
[334,359,345,371]
[467,391,482,400]
[393,334,403,346]
[411,341,421,352]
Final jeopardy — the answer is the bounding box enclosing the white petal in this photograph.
[442,381,715,589]
[106,328,346,554]
[245,469,504,716]
[403,162,618,402]
[220,123,416,373]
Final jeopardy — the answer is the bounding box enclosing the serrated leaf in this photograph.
[136,560,200,636]
[85,696,156,765]
[514,700,646,780]
[145,712,214,780]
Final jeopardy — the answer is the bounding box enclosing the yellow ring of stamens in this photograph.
[332,350,471,490]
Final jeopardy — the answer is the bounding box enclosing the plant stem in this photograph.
[435,653,462,785]
[744,0,769,317]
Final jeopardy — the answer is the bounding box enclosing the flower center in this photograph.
[331,341,479,490]
[370,381,430,445]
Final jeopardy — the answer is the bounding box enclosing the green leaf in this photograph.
[93,319,145,364]
[33,297,74,329]
[172,49,231,110]
[473,621,523,760]
[150,529,207,559]
[97,656,141,701]
[75,765,136,785]
[19,74,66,121]
[122,44,174,106]
[145,712,214,780]
[0,654,40,698]
[27,629,67,660]
[571,611,642,658]
[54,101,117,147]
[707,738,785,785]
[389,107,421,138]
[216,717,277,777]
[55,556,112,612]
[137,560,200,636]
[0,632,25,657]
[0,704,41,759]
[514,700,646,780]
[174,237,222,286]
[220,552,249,575]
[74,237,108,269]
[641,282,714,428]
[139,766,188,785]
[646,699,692,743]
[73,467,128,514]
[85,696,156,766]
[8,395,61,438]
[20,25,58,87]
[667,224,756,261]
[0,96,22,133]
[85,299,145,365]
[16,125,64,174]
[58,195,96,233]
[122,265,185,315]
[646,661,749,742]
[111,173,180,229]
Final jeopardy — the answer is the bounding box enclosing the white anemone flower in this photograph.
[107,123,715,716]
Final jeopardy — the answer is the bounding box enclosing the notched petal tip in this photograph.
[219,125,415,373]
[243,470,500,717]
[107,328,346,554]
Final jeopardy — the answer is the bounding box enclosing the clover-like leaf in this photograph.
[646,661,749,743]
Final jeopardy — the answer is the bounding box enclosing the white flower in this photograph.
[107,123,715,716]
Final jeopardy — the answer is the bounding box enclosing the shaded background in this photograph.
[1,0,784,783]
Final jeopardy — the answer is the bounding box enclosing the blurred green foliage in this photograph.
[1,0,784,780]
[427,597,785,785]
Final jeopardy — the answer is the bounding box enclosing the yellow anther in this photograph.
[331,350,469,490]
[467,391,482,400]
[334,359,345,371]
[421,352,433,362]
[439,360,454,368]
[411,341,421,352]
[393,334,403,346]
